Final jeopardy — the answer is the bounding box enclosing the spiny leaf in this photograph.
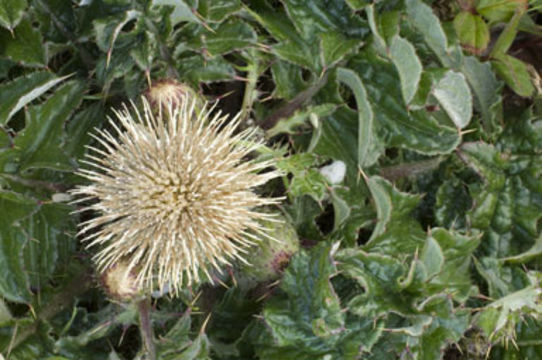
[433,70,473,129]
[0,191,38,303]
[0,72,69,126]
[14,81,84,171]
[0,0,27,31]
[336,67,379,167]
[0,19,46,67]
[389,36,422,105]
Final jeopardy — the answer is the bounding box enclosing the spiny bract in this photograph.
[72,99,281,295]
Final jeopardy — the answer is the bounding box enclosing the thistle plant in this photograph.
[72,98,281,296]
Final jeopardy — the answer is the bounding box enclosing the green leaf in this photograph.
[268,103,336,137]
[476,0,527,24]
[199,0,242,23]
[461,123,542,258]
[460,56,503,137]
[363,176,426,255]
[474,257,531,299]
[435,177,472,229]
[320,32,360,67]
[64,104,105,159]
[0,0,26,31]
[255,244,382,359]
[312,107,358,171]
[405,0,450,65]
[281,0,368,42]
[0,72,69,126]
[421,235,444,278]
[276,153,328,201]
[433,70,473,129]
[336,249,412,317]
[177,55,235,84]
[453,12,490,54]
[185,19,256,56]
[152,0,200,24]
[344,0,367,10]
[477,285,542,341]
[489,7,524,57]
[503,234,542,263]
[389,36,422,105]
[21,203,76,289]
[273,41,319,72]
[349,51,461,155]
[423,228,481,302]
[492,54,535,97]
[93,10,140,67]
[0,298,12,324]
[0,19,46,67]
[175,333,211,360]
[270,60,307,100]
[14,81,84,171]
[336,67,379,167]
[0,191,37,303]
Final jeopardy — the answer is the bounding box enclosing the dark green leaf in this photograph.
[0,19,46,67]
[185,19,256,56]
[177,55,235,84]
[336,67,380,167]
[476,0,527,24]
[492,54,535,97]
[200,0,241,23]
[0,72,68,126]
[255,244,381,359]
[270,60,307,100]
[268,103,336,137]
[363,176,425,255]
[152,0,200,24]
[281,0,368,41]
[14,81,84,171]
[389,36,422,105]
[349,51,461,155]
[93,10,140,67]
[405,0,450,65]
[433,70,473,129]
[461,115,542,258]
[320,32,360,68]
[21,203,76,289]
[460,56,503,137]
[454,12,490,54]
[0,191,37,302]
[0,0,26,31]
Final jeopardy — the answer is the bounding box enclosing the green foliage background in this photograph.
[0,0,541,359]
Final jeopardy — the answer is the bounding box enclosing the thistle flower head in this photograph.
[72,99,280,295]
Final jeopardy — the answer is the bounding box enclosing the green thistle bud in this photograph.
[237,214,299,286]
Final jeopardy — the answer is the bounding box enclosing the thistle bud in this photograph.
[237,214,299,286]
[144,79,201,112]
[102,260,141,301]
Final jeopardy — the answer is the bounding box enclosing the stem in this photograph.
[137,297,156,360]
[379,157,443,181]
[240,50,260,121]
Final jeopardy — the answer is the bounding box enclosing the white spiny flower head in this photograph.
[72,98,281,295]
